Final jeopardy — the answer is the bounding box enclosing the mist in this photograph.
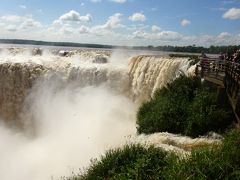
[0,75,137,180]
[0,47,196,180]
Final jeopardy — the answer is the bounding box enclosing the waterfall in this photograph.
[0,50,190,124]
[0,48,220,180]
[129,55,189,102]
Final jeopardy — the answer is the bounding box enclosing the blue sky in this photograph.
[0,0,240,46]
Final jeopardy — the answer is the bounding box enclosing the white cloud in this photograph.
[59,10,92,22]
[109,0,126,3]
[81,3,85,6]
[20,19,42,29]
[131,29,183,42]
[151,25,161,32]
[127,24,149,31]
[156,31,183,41]
[223,8,240,19]
[0,15,42,32]
[60,27,74,35]
[1,15,24,23]
[19,5,27,9]
[218,32,232,38]
[6,25,17,32]
[129,12,146,22]
[103,13,123,29]
[181,19,191,26]
[132,30,148,39]
[79,26,89,34]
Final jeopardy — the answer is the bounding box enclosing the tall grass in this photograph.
[65,130,240,180]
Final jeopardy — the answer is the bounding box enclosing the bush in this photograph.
[69,144,176,180]
[65,130,240,180]
[137,75,234,137]
[185,91,233,137]
[137,76,202,135]
[166,129,240,179]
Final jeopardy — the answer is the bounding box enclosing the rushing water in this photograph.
[0,47,219,180]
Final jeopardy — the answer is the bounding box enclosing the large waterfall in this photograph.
[0,47,217,180]
[0,48,189,124]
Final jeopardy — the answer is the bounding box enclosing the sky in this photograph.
[0,0,240,47]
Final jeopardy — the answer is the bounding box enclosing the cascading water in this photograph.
[129,55,190,102]
[0,47,218,180]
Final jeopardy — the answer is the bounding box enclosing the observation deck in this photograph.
[195,58,240,123]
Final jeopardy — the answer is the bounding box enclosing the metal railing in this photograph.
[196,57,240,122]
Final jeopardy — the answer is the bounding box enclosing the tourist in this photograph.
[200,52,209,71]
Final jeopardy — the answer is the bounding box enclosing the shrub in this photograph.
[69,144,176,180]
[65,130,240,180]
[166,129,240,179]
[185,90,233,137]
[137,75,234,137]
[137,76,202,135]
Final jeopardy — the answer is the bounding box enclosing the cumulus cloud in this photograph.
[223,8,240,19]
[151,25,161,32]
[131,29,183,42]
[59,10,92,22]
[156,31,183,41]
[129,12,146,22]
[0,15,42,32]
[181,19,191,26]
[79,25,89,34]
[109,0,126,3]
[20,19,42,29]
[218,32,232,39]
[1,15,24,23]
[102,13,123,29]
[132,30,148,39]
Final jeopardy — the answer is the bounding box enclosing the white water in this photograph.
[0,48,217,180]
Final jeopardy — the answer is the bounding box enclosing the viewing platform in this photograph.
[195,58,240,123]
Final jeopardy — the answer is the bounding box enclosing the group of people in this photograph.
[200,49,240,64]
[226,49,240,63]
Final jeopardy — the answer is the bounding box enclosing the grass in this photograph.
[65,130,240,180]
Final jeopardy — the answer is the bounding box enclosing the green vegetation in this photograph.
[69,144,176,180]
[169,53,199,59]
[66,130,240,180]
[137,76,234,137]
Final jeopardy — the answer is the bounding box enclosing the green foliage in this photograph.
[185,90,233,137]
[169,53,199,59]
[137,75,234,137]
[70,144,176,180]
[66,130,240,180]
[166,129,240,179]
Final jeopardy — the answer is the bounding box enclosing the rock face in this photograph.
[32,48,42,56]
[92,56,108,64]
[0,63,44,125]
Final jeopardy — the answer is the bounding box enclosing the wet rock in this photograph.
[32,48,42,56]
[92,56,108,64]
